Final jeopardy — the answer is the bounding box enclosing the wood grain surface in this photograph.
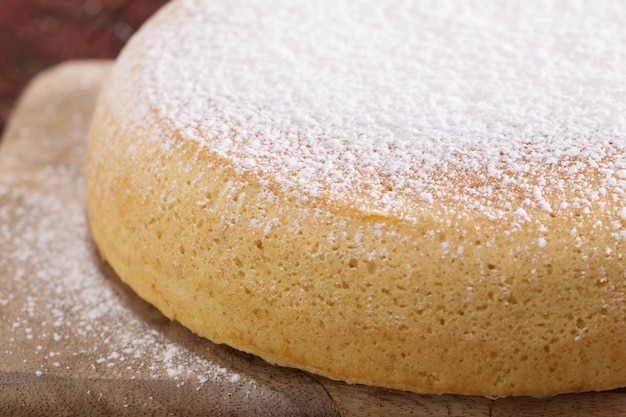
[0,61,624,417]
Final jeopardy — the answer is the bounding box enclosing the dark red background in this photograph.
[0,0,169,137]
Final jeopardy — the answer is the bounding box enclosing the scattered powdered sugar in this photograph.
[111,0,626,227]
[0,149,243,390]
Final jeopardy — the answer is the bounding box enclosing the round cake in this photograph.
[86,0,626,397]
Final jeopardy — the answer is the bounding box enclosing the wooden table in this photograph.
[0,61,624,416]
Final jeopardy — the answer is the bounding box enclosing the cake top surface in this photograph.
[120,0,626,222]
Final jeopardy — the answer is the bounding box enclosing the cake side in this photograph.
[87,78,626,398]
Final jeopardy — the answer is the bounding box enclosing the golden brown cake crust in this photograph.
[87,0,626,397]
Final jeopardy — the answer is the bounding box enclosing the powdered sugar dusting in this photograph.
[112,0,626,228]
[0,170,241,388]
